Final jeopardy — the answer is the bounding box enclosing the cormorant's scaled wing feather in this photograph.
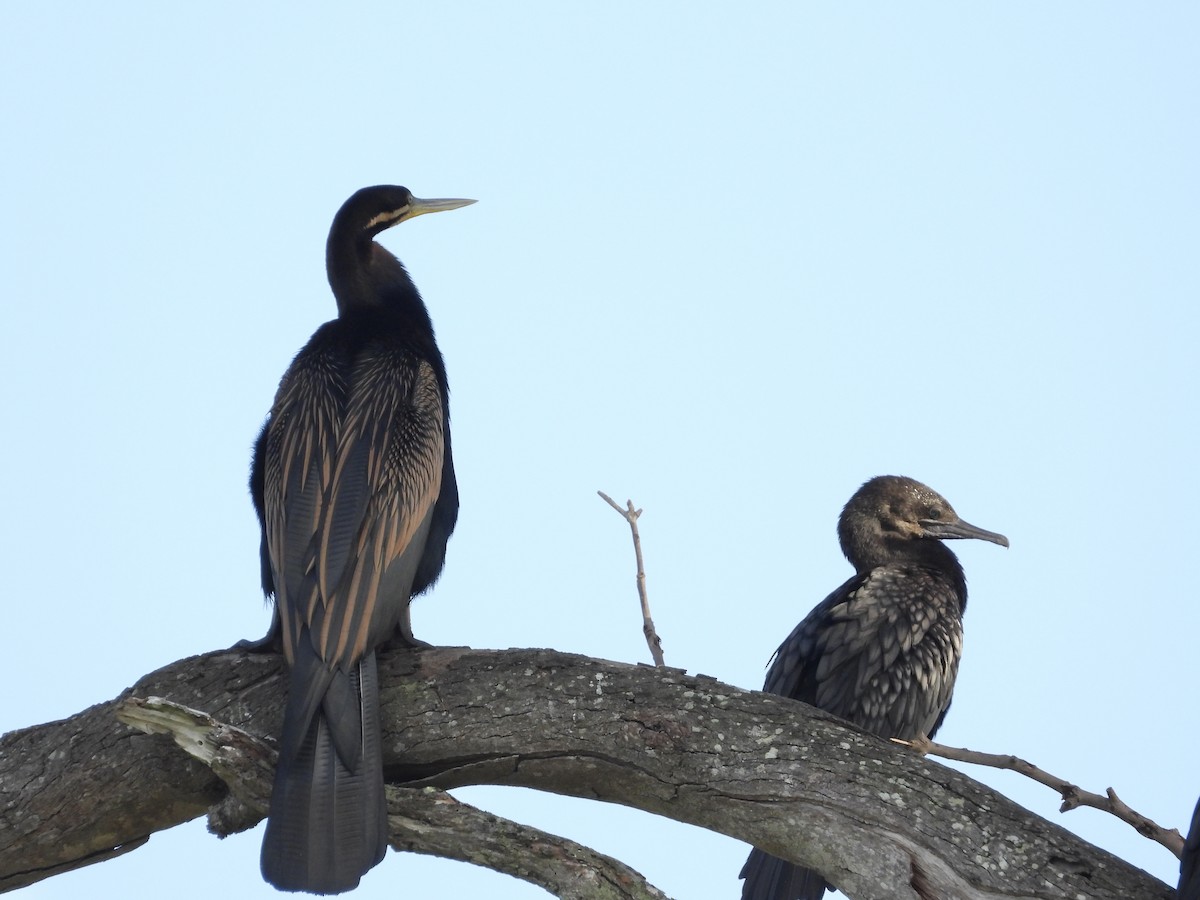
[762,574,869,709]
[763,567,960,736]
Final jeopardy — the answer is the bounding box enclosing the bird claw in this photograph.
[232,617,282,654]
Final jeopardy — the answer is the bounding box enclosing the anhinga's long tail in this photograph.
[261,650,387,894]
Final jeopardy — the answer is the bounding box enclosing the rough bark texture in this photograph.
[113,695,670,900]
[385,786,671,900]
[0,646,1174,899]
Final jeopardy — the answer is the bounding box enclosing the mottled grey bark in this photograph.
[0,646,1174,899]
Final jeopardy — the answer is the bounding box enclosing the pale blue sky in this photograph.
[2,4,1197,897]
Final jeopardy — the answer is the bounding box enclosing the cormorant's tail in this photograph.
[261,652,387,894]
[740,847,829,900]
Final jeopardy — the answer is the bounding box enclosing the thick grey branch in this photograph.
[115,697,669,900]
[386,787,670,900]
[0,647,1174,899]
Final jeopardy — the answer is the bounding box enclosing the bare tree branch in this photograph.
[386,787,672,900]
[116,697,671,900]
[0,647,1175,899]
[898,736,1186,858]
[598,491,664,666]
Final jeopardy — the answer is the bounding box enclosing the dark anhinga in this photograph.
[739,475,1008,900]
[1181,797,1200,900]
[249,185,473,894]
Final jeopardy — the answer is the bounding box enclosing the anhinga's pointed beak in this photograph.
[406,196,477,219]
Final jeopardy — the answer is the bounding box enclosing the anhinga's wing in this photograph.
[264,346,444,762]
[311,350,444,667]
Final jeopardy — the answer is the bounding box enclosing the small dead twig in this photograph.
[894,736,1185,859]
[598,491,665,667]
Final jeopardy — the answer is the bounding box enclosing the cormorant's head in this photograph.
[838,475,1008,570]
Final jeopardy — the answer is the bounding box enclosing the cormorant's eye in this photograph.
[924,506,942,520]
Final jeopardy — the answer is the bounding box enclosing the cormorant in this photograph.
[250,185,473,894]
[739,475,1008,900]
[1181,796,1200,900]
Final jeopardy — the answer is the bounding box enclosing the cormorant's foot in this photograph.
[890,735,933,755]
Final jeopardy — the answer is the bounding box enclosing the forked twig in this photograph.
[894,736,1185,858]
[598,491,665,666]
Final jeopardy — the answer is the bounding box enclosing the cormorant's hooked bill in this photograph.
[919,516,1008,546]
[740,474,1007,900]
[251,184,472,894]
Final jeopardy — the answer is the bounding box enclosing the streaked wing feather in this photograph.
[263,341,444,786]
[313,352,445,668]
[265,351,346,668]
